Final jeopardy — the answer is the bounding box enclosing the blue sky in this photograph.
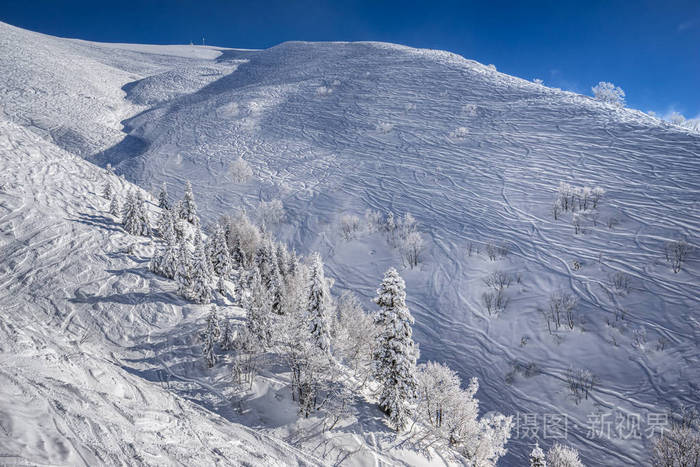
[2,0,699,117]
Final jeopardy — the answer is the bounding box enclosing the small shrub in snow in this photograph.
[339,214,361,240]
[485,242,509,261]
[316,85,332,96]
[565,367,595,405]
[376,122,394,133]
[533,78,544,85]
[230,157,253,183]
[609,271,631,295]
[462,103,478,116]
[546,443,584,467]
[592,81,625,107]
[257,199,284,227]
[632,327,647,351]
[665,239,693,273]
[450,127,470,139]
[364,209,383,233]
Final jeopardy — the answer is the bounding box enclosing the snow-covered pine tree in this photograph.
[244,268,273,348]
[209,223,231,277]
[158,181,170,210]
[306,252,332,352]
[103,182,112,199]
[134,191,152,236]
[109,195,120,217]
[175,236,193,298]
[123,190,151,237]
[217,274,228,297]
[189,226,213,304]
[530,441,546,467]
[180,180,197,223]
[202,305,221,368]
[220,318,232,351]
[157,207,175,240]
[121,190,138,234]
[230,236,245,270]
[287,249,300,280]
[150,212,179,279]
[372,267,418,430]
[276,243,290,278]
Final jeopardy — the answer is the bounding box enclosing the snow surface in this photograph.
[1,20,699,465]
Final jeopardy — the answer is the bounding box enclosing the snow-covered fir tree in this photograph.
[103,182,112,199]
[276,243,290,278]
[189,226,213,304]
[229,235,245,271]
[135,191,152,236]
[157,181,170,210]
[373,267,418,430]
[109,195,120,217]
[156,207,175,239]
[530,441,546,467]
[150,212,179,279]
[121,190,138,233]
[217,274,228,297]
[306,252,332,352]
[175,235,193,298]
[209,223,231,277]
[122,190,151,236]
[243,268,273,348]
[202,305,221,368]
[180,180,197,223]
[220,318,232,351]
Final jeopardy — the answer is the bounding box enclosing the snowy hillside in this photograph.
[1,20,699,465]
[0,117,322,465]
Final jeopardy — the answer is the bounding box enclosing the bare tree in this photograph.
[665,240,693,273]
[565,368,596,405]
[609,271,631,295]
[548,290,578,330]
[401,231,424,269]
[339,214,361,241]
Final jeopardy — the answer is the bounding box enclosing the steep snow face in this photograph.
[1,22,699,465]
[0,118,319,466]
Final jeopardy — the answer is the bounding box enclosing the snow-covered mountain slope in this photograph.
[0,117,321,465]
[1,21,699,465]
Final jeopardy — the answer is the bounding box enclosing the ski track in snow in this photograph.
[1,21,699,465]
